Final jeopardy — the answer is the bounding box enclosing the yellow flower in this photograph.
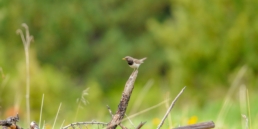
[152,118,161,126]
[188,116,198,125]
[45,124,52,129]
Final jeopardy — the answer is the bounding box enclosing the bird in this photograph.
[122,56,147,70]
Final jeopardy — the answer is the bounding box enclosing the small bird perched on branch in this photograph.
[122,56,147,70]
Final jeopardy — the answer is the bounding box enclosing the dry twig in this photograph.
[0,114,23,129]
[136,122,146,129]
[157,87,186,129]
[62,121,108,129]
[173,121,215,129]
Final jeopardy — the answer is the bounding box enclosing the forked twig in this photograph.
[106,105,131,129]
[157,87,186,129]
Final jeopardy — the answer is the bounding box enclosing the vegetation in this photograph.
[0,0,258,128]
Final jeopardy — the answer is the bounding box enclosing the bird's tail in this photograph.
[140,57,147,63]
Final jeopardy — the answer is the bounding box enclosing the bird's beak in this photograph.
[122,58,125,60]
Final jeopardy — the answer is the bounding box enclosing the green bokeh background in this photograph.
[0,0,258,128]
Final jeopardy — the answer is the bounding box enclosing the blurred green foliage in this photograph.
[0,0,258,128]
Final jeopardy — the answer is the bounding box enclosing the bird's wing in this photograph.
[134,57,147,64]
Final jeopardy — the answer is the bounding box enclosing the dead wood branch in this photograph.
[107,70,138,129]
[62,121,108,129]
[173,121,215,129]
[107,105,128,129]
[136,122,146,129]
[157,87,186,129]
[0,114,23,129]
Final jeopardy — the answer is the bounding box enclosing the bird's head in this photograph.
[122,56,133,62]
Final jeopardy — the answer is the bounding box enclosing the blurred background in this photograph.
[0,0,258,128]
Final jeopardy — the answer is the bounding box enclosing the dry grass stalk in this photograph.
[39,94,45,128]
[157,86,186,129]
[52,103,62,129]
[241,114,248,129]
[246,89,252,129]
[16,23,34,125]
[130,79,154,114]
[216,65,247,127]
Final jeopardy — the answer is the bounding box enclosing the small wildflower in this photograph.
[152,118,160,126]
[44,124,52,129]
[187,116,198,125]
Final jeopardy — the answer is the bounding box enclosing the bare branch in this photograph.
[136,122,146,129]
[157,87,186,129]
[173,121,215,129]
[107,70,138,129]
[0,114,23,129]
[62,121,108,129]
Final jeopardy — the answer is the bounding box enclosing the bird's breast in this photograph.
[128,60,134,65]
[129,63,140,68]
